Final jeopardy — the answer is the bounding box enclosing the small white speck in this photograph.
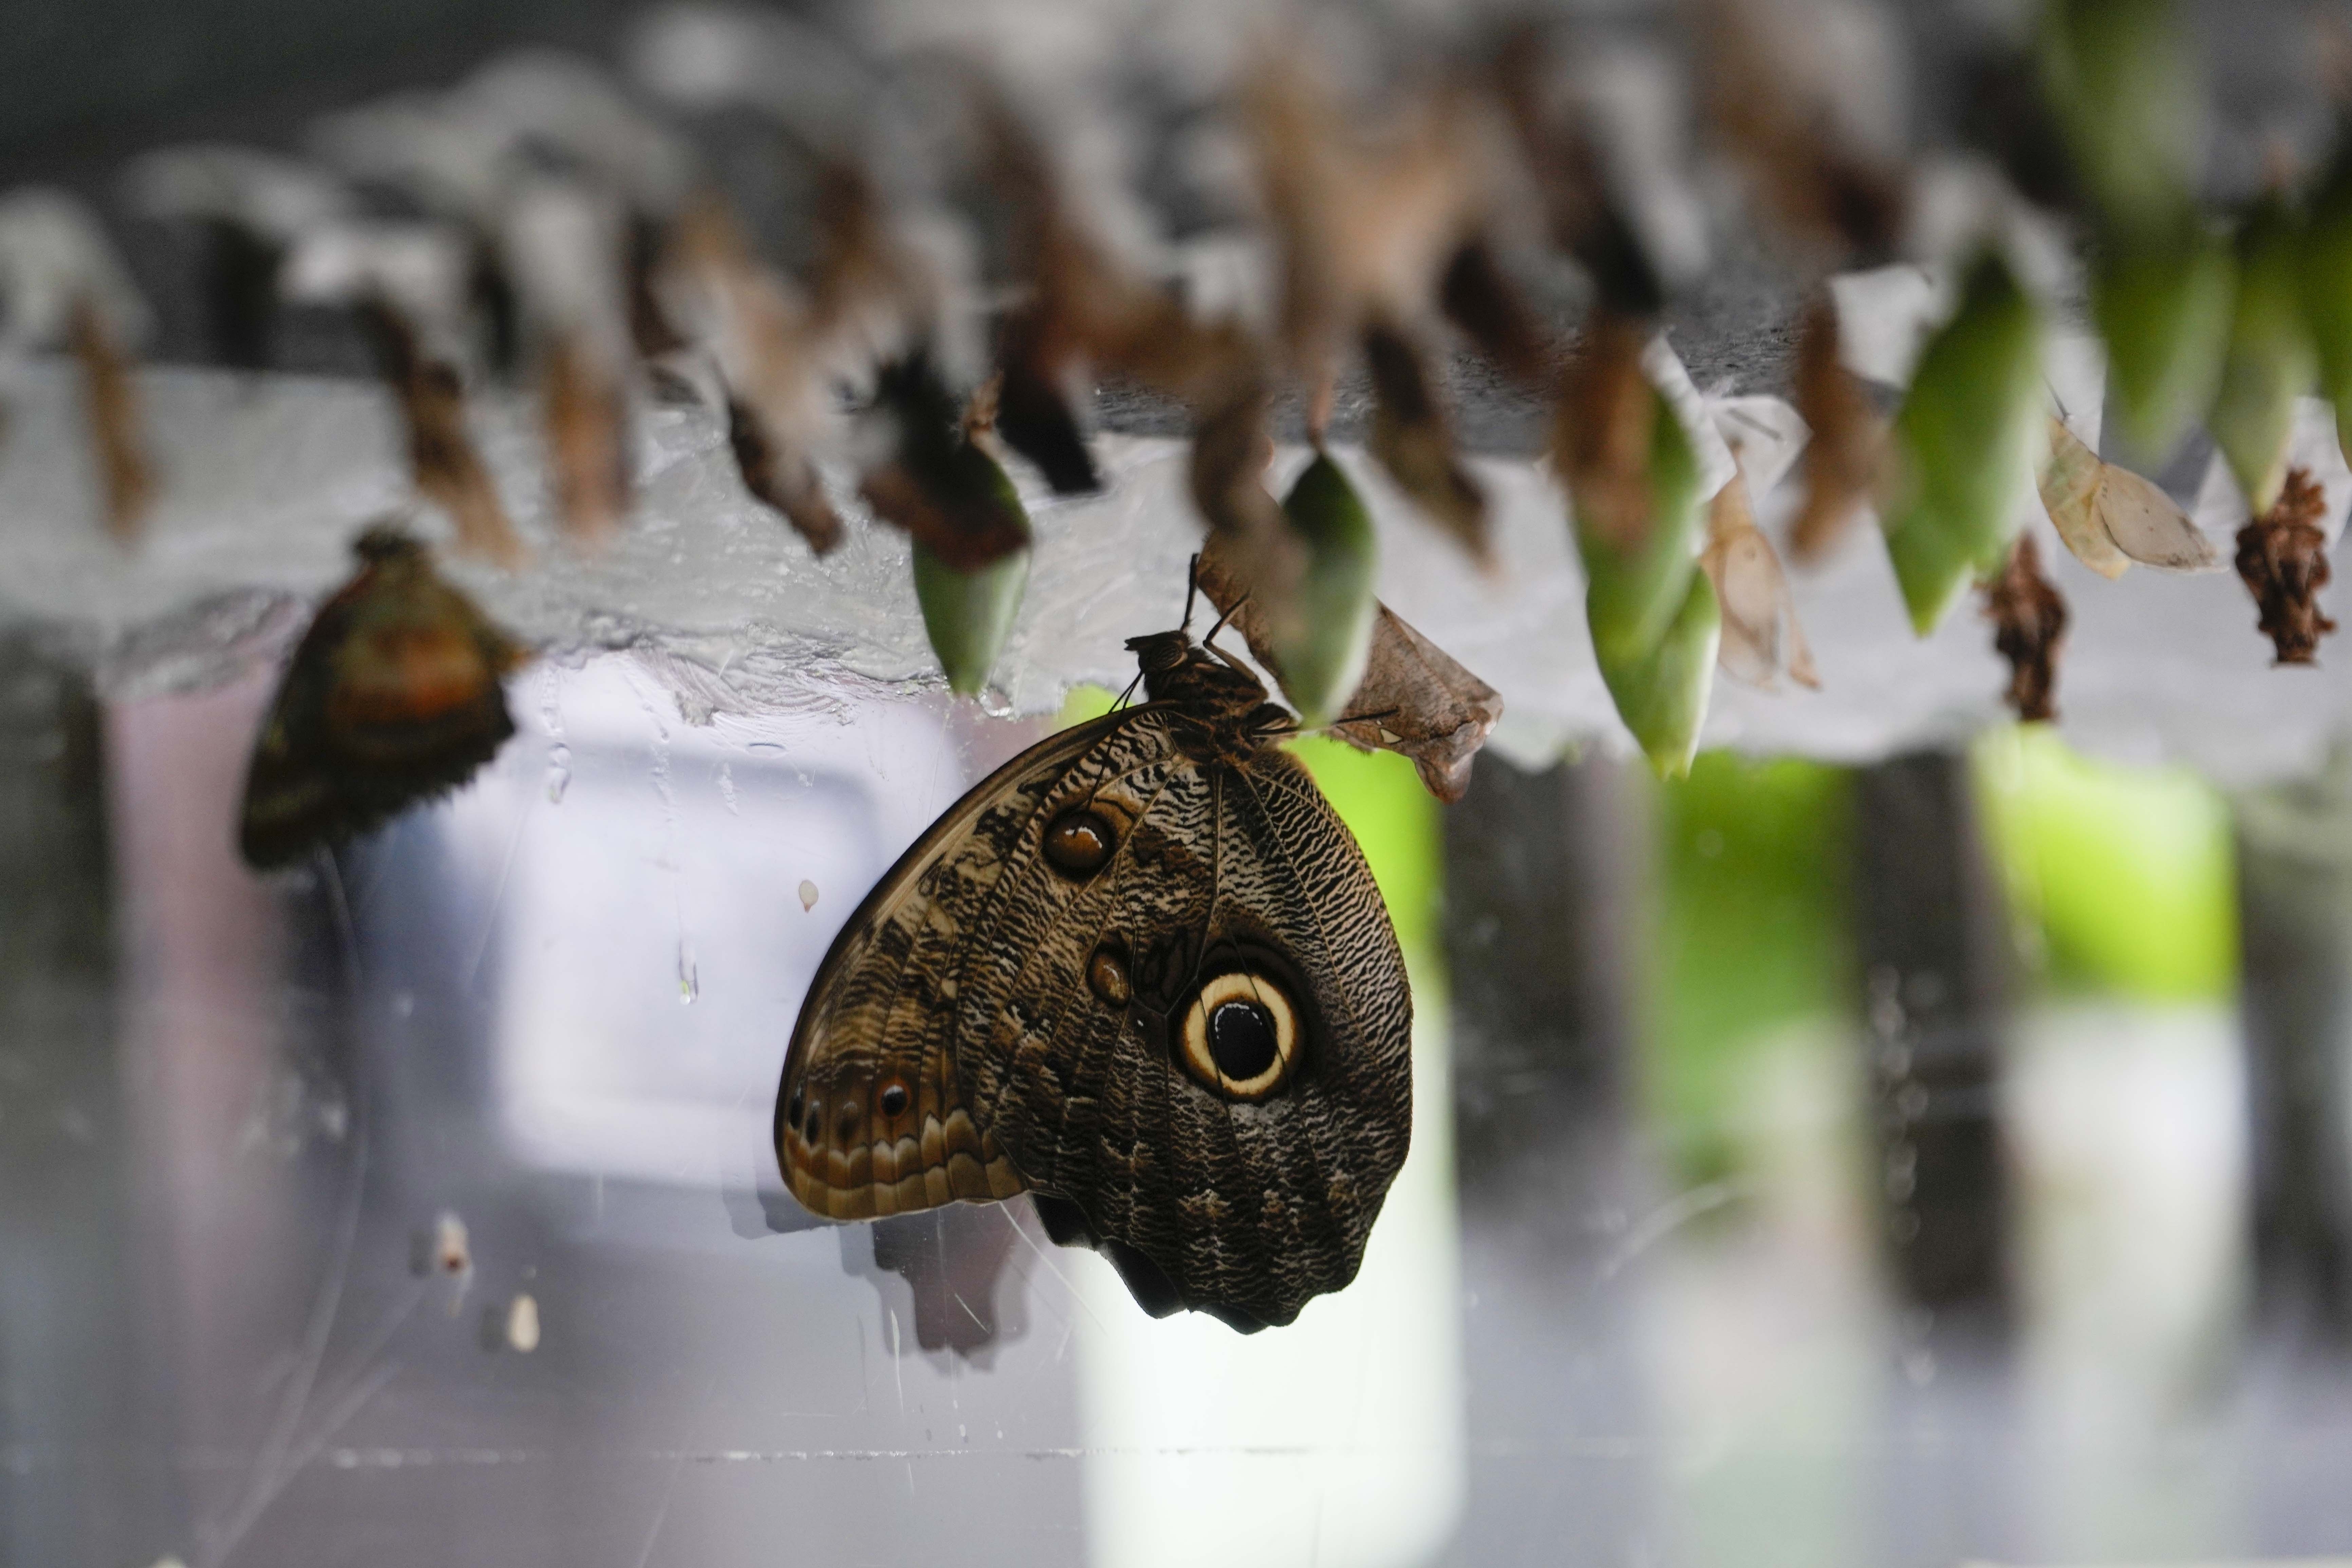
[506,1293,541,1354]
[799,880,820,912]
[426,1211,470,1277]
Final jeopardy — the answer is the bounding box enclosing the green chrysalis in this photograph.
[1573,382,1706,668]
[1881,253,2046,634]
[2211,197,2317,515]
[912,446,1032,696]
[1269,452,1379,728]
[1594,569,1721,780]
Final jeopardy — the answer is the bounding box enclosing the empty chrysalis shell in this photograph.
[1881,252,2046,634]
[2211,197,2317,516]
[1268,452,1379,727]
[2038,415,2217,577]
[912,445,1031,696]
[1595,570,1721,779]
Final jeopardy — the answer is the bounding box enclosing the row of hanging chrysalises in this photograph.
[0,0,2337,783]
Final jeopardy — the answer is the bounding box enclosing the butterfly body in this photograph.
[779,629,1413,1329]
[239,525,526,869]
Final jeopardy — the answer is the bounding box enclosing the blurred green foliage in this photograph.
[1648,753,1856,1169]
[1974,725,2238,1002]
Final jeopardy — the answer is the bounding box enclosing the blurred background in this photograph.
[6,2,2352,1567]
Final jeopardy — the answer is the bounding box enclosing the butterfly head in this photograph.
[1124,629,1285,745]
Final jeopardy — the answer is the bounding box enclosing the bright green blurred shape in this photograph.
[1052,685,1442,975]
[1649,752,1856,1162]
[1973,726,2237,1000]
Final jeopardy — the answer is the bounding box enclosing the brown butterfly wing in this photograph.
[778,711,1137,1218]
[239,555,521,869]
[948,722,1414,1330]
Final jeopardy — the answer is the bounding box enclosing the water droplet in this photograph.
[799,879,820,912]
[545,743,572,804]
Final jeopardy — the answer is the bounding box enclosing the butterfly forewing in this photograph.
[779,712,1133,1219]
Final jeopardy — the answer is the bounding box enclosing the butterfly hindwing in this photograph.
[954,732,1412,1329]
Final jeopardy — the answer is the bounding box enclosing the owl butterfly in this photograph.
[778,613,1414,1331]
[239,523,528,869]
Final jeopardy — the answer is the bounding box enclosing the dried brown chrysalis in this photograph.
[1554,311,1658,554]
[67,295,156,543]
[1983,533,2068,723]
[2234,467,2338,665]
[541,332,632,548]
[238,524,528,869]
[1788,296,1887,563]
[357,303,526,568]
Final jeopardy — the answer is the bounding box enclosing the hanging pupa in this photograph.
[891,372,1033,696]
[1880,251,2046,633]
[1557,316,1719,774]
[2211,195,2319,515]
[1267,450,1380,728]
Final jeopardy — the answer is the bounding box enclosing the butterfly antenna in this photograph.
[1113,667,1146,711]
[1201,593,1248,654]
[1180,554,1201,633]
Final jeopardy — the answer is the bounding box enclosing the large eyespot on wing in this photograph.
[1178,969,1303,1102]
[776,709,1155,1220]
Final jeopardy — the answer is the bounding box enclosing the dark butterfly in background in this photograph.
[238,523,529,869]
[777,599,1414,1331]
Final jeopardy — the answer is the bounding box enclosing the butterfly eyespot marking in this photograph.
[786,1083,806,1132]
[1087,944,1133,1006]
[836,1103,862,1139]
[877,1079,910,1120]
[1043,808,1117,878]
[1179,971,1303,1102]
[803,1102,823,1143]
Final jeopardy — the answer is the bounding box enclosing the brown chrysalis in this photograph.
[2235,466,2338,665]
[1984,533,2068,723]
[238,524,529,869]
